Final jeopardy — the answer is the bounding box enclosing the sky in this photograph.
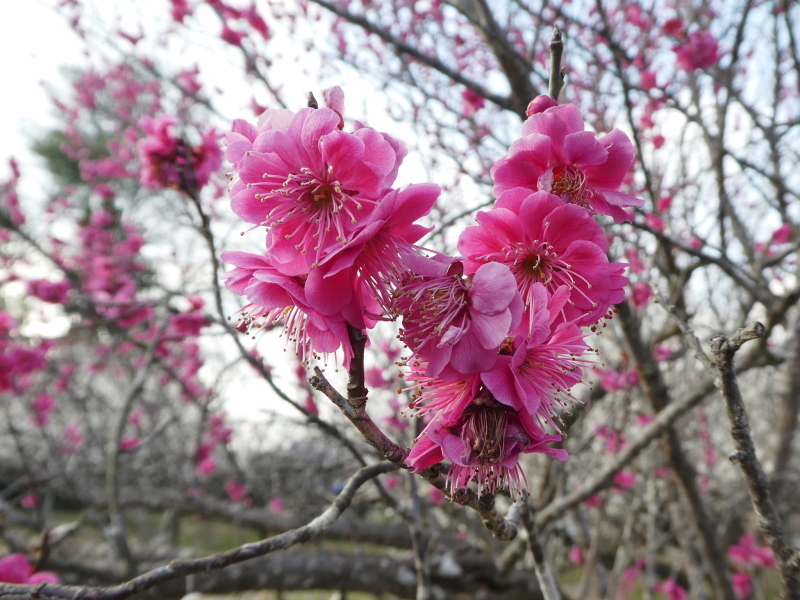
[1,2,86,188]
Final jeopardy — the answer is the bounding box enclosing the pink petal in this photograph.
[0,554,32,584]
[540,203,607,251]
[470,262,518,314]
[491,134,552,195]
[322,85,346,116]
[562,131,608,166]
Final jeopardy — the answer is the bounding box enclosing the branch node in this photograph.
[307,92,318,109]
[729,451,745,464]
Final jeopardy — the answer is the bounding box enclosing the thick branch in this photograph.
[710,323,800,598]
[0,462,398,600]
[617,301,734,599]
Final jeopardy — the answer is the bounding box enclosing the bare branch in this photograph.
[0,462,399,600]
[522,502,561,600]
[710,323,800,598]
[307,0,516,113]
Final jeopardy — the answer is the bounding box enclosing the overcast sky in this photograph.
[1,2,86,188]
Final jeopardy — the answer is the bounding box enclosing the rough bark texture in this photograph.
[617,301,735,599]
[711,323,800,600]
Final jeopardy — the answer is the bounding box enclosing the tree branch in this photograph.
[0,462,399,600]
[710,323,800,598]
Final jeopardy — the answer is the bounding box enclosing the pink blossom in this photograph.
[303,394,318,415]
[657,196,673,212]
[674,30,720,71]
[617,560,644,596]
[636,414,654,426]
[461,88,486,117]
[459,190,628,328]
[384,475,400,489]
[663,18,684,36]
[169,0,192,23]
[646,213,664,231]
[365,366,392,390]
[526,95,558,116]
[597,426,626,454]
[316,183,440,310]
[226,105,406,270]
[568,545,584,565]
[20,494,37,508]
[582,494,602,508]
[0,311,17,334]
[640,70,658,90]
[631,282,653,308]
[732,572,752,598]
[242,4,270,39]
[61,423,85,455]
[195,457,217,476]
[138,115,221,193]
[407,392,566,497]
[29,393,57,426]
[221,250,368,366]
[481,318,593,431]
[772,223,792,246]
[612,471,636,490]
[0,554,59,585]
[625,247,646,274]
[492,103,643,222]
[225,481,248,503]
[220,24,245,47]
[652,344,672,361]
[269,497,285,513]
[27,279,71,304]
[597,367,640,392]
[654,578,687,600]
[688,236,704,250]
[428,487,446,505]
[394,260,522,377]
[119,437,140,450]
[207,414,233,445]
[728,534,776,568]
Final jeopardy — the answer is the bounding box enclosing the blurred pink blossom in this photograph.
[0,554,59,584]
[225,481,248,503]
[654,577,687,600]
[674,30,720,71]
[612,471,636,490]
[568,545,584,565]
[732,572,752,598]
[269,497,285,514]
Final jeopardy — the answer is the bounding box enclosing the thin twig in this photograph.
[548,26,565,100]
[522,502,561,600]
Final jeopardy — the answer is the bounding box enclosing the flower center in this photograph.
[465,400,510,464]
[520,254,547,279]
[311,183,336,209]
[394,271,471,350]
[551,164,592,209]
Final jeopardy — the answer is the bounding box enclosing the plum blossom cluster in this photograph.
[222,89,642,497]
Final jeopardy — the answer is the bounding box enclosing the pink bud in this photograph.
[526,95,558,117]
